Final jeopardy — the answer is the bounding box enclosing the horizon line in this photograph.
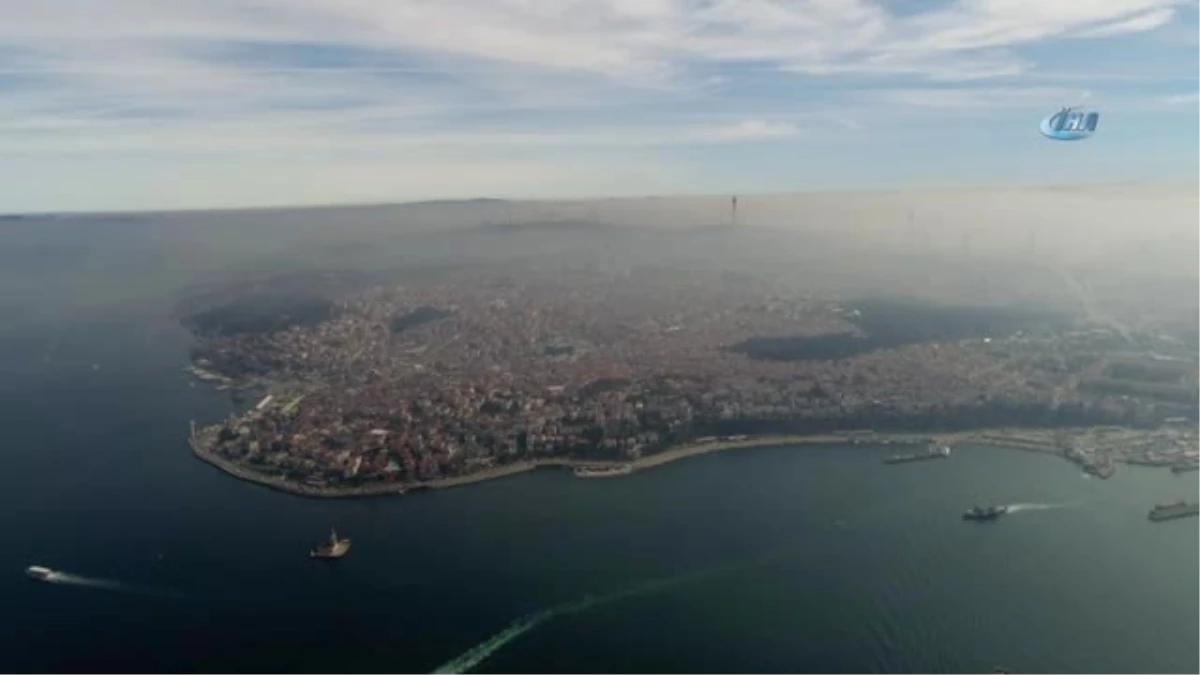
[3,177,1196,219]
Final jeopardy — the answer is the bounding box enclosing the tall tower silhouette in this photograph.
[906,208,917,252]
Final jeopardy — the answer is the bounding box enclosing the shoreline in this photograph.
[189,433,844,498]
[186,427,1128,500]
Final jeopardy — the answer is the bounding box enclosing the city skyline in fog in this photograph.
[1,1,1198,212]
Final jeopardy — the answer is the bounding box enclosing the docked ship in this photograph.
[885,444,951,465]
[1147,501,1199,522]
[25,566,55,582]
[1082,455,1115,479]
[963,505,1009,521]
[310,528,351,559]
[572,464,633,478]
[1170,462,1199,474]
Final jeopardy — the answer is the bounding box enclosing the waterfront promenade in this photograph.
[188,426,1190,499]
[190,432,856,498]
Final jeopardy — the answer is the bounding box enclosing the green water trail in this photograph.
[430,564,741,674]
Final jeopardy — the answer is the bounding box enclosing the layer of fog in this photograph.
[1,181,1195,338]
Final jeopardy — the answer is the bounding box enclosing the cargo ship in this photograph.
[963,505,1009,521]
[885,444,951,465]
[1147,501,1199,522]
[310,528,351,559]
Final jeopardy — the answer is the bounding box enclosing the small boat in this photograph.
[310,528,351,559]
[26,566,55,582]
[963,505,1009,521]
[884,444,952,464]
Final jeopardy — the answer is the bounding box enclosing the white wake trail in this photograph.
[431,567,727,674]
[44,572,186,600]
[431,611,552,674]
[1006,502,1075,513]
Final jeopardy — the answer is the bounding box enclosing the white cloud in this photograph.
[1159,91,1200,104]
[0,0,1194,209]
[1072,7,1178,37]
[864,86,1093,109]
[894,0,1185,51]
[0,114,808,158]
[1,1,1190,81]
[697,119,803,142]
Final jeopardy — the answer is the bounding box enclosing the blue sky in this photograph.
[1,0,1197,212]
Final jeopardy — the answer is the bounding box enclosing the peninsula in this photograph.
[183,268,1198,497]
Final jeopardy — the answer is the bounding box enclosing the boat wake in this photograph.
[430,609,554,675]
[41,572,187,600]
[430,567,727,674]
[1006,502,1074,513]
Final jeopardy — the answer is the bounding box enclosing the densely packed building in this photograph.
[187,270,1196,488]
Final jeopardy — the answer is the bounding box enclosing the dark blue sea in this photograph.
[1,212,1197,673]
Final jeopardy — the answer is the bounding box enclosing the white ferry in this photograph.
[26,566,55,582]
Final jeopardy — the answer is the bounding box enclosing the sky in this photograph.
[1,0,1197,212]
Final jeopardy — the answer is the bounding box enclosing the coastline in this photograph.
[184,427,974,497]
